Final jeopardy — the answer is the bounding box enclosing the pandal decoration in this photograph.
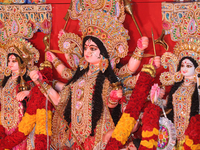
[162,2,200,41]
[0,0,46,4]
[58,9,129,70]
[68,0,126,23]
[0,4,52,43]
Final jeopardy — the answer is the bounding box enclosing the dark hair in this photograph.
[64,36,121,136]
[167,56,199,122]
[2,53,31,113]
[133,138,141,149]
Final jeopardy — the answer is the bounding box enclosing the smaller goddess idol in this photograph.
[159,38,200,150]
[0,38,53,149]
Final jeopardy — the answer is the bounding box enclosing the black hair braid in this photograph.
[63,91,72,126]
[190,84,199,118]
[167,80,183,123]
[90,72,105,136]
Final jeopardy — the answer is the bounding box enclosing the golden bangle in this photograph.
[52,80,58,89]
[39,81,52,94]
[131,47,144,60]
[52,57,62,69]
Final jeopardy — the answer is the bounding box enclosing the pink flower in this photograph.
[58,29,65,38]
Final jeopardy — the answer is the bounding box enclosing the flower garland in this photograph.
[105,71,155,149]
[183,114,200,150]
[0,112,6,140]
[139,103,161,150]
[0,67,53,149]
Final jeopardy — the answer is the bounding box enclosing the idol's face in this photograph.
[84,39,101,65]
[8,55,19,72]
[180,59,195,77]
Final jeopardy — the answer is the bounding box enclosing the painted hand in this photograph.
[46,51,56,62]
[16,90,30,102]
[137,36,149,51]
[149,56,161,69]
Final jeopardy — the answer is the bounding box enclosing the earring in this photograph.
[99,56,108,73]
[4,67,11,76]
[173,71,183,82]
[79,57,88,71]
[20,68,26,76]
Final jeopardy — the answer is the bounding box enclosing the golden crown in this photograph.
[174,37,200,65]
[78,9,129,59]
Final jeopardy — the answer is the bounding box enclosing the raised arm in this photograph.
[127,36,149,73]
[46,51,74,80]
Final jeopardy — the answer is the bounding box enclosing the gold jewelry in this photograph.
[111,82,122,90]
[195,66,200,74]
[131,47,144,60]
[38,81,52,94]
[52,57,62,69]
[141,64,156,78]
[99,57,108,73]
[52,80,58,89]
[174,38,200,66]
[4,67,11,76]
[118,64,133,78]
[61,68,73,80]
[79,57,88,71]
[79,9,129,59]
[173,72,183,82]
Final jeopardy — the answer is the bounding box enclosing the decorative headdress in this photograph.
[79,9,129,59]
[160,2,200,85]
[0,37,39,79]
[58,9,129,70]
[160,37,200,85]
[161,2,200,41]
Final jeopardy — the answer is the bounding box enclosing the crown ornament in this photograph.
[78,9,129,59]
[174,37,200,65]
[160,37,200,86]
[0,37,39,79]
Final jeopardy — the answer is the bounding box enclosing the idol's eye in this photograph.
[181,64,184,67]
[90,47,97,51]
[186,65,192,68]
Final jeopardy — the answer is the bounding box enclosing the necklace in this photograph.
[89,64,100,75]
[184,78,195,85]
[12,72,19,77]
